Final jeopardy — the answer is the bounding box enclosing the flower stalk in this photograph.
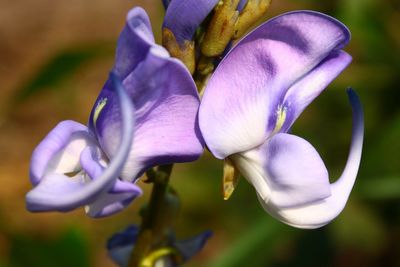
[128,164,174,267]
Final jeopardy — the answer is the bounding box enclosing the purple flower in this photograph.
[27,7,203,217]
[107,225,212,267]
[199,11,364,229]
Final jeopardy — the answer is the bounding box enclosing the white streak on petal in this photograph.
[29,120,89,185]
[45,132,96,175]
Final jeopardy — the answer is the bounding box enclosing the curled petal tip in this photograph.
[260,89,364,229]
[333,88,364,192]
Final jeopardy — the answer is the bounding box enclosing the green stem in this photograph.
[128,164,173,267]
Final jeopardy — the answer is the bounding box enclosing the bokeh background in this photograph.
[0,0,399,266]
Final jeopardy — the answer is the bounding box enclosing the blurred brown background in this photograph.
[0,0,399,266]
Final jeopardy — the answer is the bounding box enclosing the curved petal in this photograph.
[258,89,364,229]
[94,47,204,181]
[26,73,135,212]
[107,225,138,267]
[281,50,352,132]
[173,231,213,261]
[114,7,155,79]
[163,0,220,43]
[107,225,211,267]
[199,10,350,158]
[80,147,142,218]
[26,173,90,212]
[232,133,331,208]
[29,120,92,185]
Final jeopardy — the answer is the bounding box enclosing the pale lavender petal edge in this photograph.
[113,7,155,79]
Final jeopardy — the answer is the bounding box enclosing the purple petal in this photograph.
[84,184,140,218]
[232,133,331,208]
[113,7,155,79]
[80,147,142,218]
[257,89,364,229]
[26,73,135,212]
[281,50,352,132]
[27,174,89,212]
[163,0,220,43]
[107,226,211,266]
[29,120,91,185]
[199,10,350,159]
[173,231,212,261]
[94,48,204,181]
[107,225,138,267]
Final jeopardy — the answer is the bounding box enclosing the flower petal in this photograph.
[29,120,92,185]
[80,147,142,218]
[27,173,89,212]
[107,225,211,266]
[93,47,204,181]
[199,10,350,158]
[163,0,219,43]
[114,7,155,79]
[232,133,331,208]
[281,50,352,132]
[257,89,364,229]
[26,73,135,212]
[173,231,212,261]
[107,225,138,267]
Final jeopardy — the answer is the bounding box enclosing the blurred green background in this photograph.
[0,0,399,266]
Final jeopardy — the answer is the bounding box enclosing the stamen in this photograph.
[272,105,287,134]
[93,98,108,125]
[64,170,81,178]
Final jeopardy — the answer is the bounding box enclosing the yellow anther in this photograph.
[233,0,272,39]
[223,158,241,200]
[162,28,196,74]
[273,105,287,134]
[93,98,107,125]
[201,0,240,57]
